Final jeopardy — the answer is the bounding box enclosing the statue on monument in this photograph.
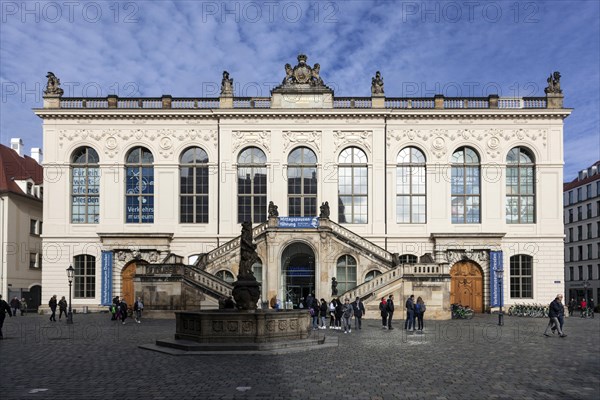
[319,201,330,219]
[232,221,261,310]
[544,71,562,94]
[283,63,294,85]
[311,63,324,86]
[331,277,338,296]
[371,71,384,95]
[44,72,64,96]
[268,201,279,218]
[221,71,233,96]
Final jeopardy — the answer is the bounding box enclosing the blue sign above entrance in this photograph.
[278,217,319,228]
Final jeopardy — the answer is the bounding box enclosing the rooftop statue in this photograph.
[220,71,233,96]
[371,71,384,95]
[544,71,562,94]
[44,72,64,96]
[278,54,329,88]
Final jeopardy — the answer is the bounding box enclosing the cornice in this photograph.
[33,108,572,121]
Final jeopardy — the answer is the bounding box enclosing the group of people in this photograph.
[110,296,144,324]
[567,297,595,317]
[288,294,366,334]
[379,294,427,331]
[48,295,69,322]
[544,294,568,337]
[8,297,27,316]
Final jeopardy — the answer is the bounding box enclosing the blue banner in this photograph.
[101,251,113,306]
[490,251,503,307]
[278,217,319,228]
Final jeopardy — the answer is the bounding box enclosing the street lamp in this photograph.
[497,268,504,326]
[66,265,74,324]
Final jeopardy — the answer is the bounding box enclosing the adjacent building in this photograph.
[34,56,570,316]
[0,139,44,309]
[563,161,600,305]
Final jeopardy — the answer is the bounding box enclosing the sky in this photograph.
[0,0,599,181]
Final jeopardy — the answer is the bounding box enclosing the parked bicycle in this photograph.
[507,303,548,318]
[451,303,474,319]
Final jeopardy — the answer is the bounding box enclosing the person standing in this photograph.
[405,295,415,331]
[379,297,388,329]
[580,298,587,318]
[568,298,576,317]
[415,296,426,331]
[334,298,343,330]
[111,296,120,320]
[58,296,68,321]
[352,297,365,330]
[544,294,567,337]
[328,299,336,329]
[119,299,128,325]
[20,298,27,316]
[0,294,13,339]
[319,299,328,329]
[133,297,144,323]
[48,295,57,322]
[341,298,354,333]
[386,295,395,330]
[310,297,319,330]
[10,297,20,317]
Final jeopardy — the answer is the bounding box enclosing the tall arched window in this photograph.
[180,147,209,223]
[125,147,154,223]
[74,254,96,298]
[506,147,535,224]
[451,147,480,224]
[237,147,267,223]
[71,147,100,224]
[336,255,357,293]
[338,147,368,224]
[288,147,318,217]
[510,254,533,298]
[397,147,426,223]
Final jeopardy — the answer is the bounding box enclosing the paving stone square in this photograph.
[0,313,598,399]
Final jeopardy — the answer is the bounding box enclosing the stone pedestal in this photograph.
[232,280,261,310]
[174,310,311,343]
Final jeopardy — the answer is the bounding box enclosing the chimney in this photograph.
[10,138,23,157]
[31,148,43,164]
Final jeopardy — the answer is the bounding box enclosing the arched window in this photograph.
[338,147,368,224]
[510,255,533,298]
[451,147,480,224]
[288,147,318,217]
[336,255,357,293]
[506,147,535,224]
[364,270,382,283]
[237,147,267,223]
[180,147,209,223]
[125,147,154,223]
[399,254,418,264]
[216,270,234,283]
[71,147,100,223]
[397,147,426,223]
[74,254,96,298]
[252,259,263,285]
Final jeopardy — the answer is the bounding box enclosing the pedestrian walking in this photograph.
[0,294,13,339]
[119,299,128,325]
[415,296,426,331]
[544,294,567,337]
[580,298,587,318]
[48,295,57,322]
[404,294,415,331]
[58,296,68,321]
[386,295,395,329]
[319,299,328,329]
[568,298,576,317]
[379,297,388,329]
[20,298,27,316]
[342,298,354,333]
[10,297,20,317]
[133,297,144,323]
[352,297,365,330]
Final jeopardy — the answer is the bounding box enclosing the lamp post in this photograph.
[66,265,74,324]
[497,268,504,326]
[583,280,589,318]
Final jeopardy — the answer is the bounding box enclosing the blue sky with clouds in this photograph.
[1,0,598,179]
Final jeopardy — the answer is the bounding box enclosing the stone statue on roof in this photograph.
[221,71,233,96]
[371,71,384,95]
[544,71,562,94]
[44,72,64,96]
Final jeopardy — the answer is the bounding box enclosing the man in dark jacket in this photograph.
[386,295,395,329]
[352,297,366,330]
[544,294,566,337]
[405,295,415,330]
[0,294,13,339]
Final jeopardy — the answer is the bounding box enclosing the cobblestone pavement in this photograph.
[0,312,598,400]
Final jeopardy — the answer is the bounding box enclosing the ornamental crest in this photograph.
[274,54,330,91]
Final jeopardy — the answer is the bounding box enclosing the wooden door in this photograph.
[450,261,483,312]
[121,263,136,306]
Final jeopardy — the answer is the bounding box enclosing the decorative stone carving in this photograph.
[319,201,330,219]
[44,72,64,96]
[227,321,238,332]
[212,321,223,332]
[282,131,321,152]
[333,130,372,153]
[232,131,271,152]
[149,251,159,263]
[371,71,384,95]
[232,222,261,310]
[220,71,233,96]
[268,201,279,218]
[278,320,288,331]
[242,321,253,333]
[117,251,127,262]
[544,71,562,94]
[279,54,327,87]
[290,319,298,330]
[266,320,275,332]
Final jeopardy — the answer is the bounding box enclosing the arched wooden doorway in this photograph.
[450,261,483,312]
[121,262,138,306]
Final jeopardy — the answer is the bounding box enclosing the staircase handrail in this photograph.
[327,220,394,264]
[338,267,403,301]
[184,264,233,297]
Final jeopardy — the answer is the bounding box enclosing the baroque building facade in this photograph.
[35,56,570,317]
